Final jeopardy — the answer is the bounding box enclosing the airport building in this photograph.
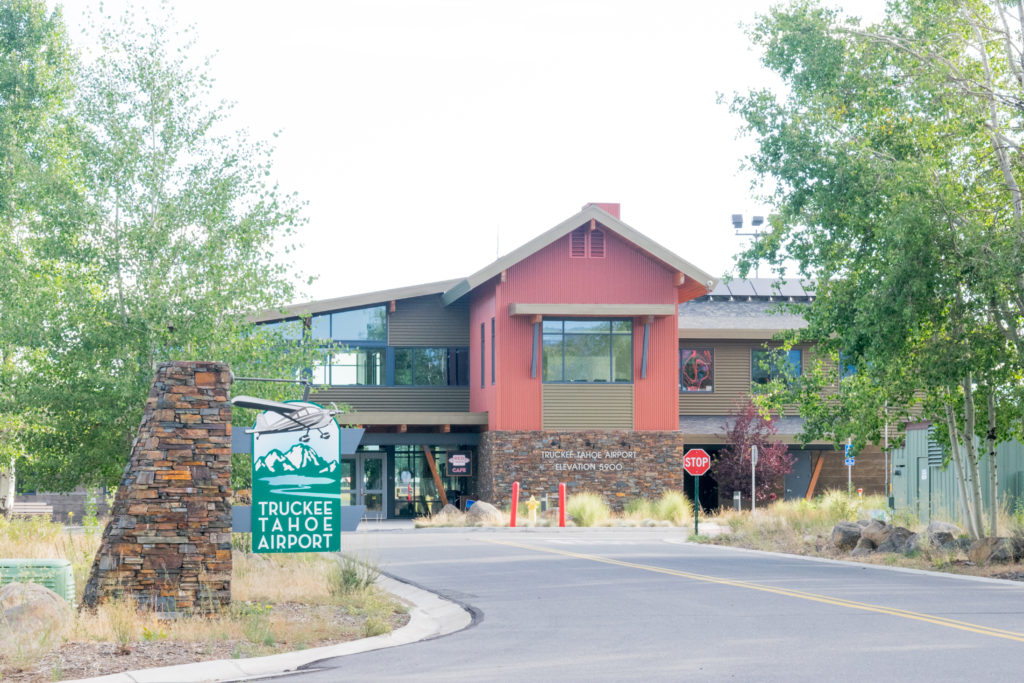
[253,203,885,518]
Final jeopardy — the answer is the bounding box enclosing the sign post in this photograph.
[251,402,342,553]
[750,445,758,513]
[845,440,854,492]
[683,449,711,536]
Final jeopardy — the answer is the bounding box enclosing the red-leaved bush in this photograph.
[715,399,794,504]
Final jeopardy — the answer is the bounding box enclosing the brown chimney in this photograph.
[583,202,620,219]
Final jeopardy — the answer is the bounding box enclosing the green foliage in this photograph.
[234,602,274,646]
[231,533,252,553]
[654,490,693,525]
[328,555,380,597]
[566,492,611,527]
[624,498,655,518]
[0,3,313,491]
[231,453,253,491]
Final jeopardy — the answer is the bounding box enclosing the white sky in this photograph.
[58,0,885,304]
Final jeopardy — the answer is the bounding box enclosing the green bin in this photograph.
[0,559,76,607]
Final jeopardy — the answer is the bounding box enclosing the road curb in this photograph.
[70,574,472,683]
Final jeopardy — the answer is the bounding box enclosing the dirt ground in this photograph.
[2,603,410,682]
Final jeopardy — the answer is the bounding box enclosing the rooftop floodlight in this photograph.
[752,215,764,227]
[731,214,743,229]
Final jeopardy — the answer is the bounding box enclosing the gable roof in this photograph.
[440,205,718,305]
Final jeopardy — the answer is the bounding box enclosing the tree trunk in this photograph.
[946,401,979,539]
[961,375,987,537]
[987,390,999,537]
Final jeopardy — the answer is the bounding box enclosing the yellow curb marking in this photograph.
[481,538,1024,644]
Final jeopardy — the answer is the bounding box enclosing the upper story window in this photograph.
[569,226,606,259]
[259,319,303,341]
[751,348,802,385]
[542,319,632,383]
[314,348,385,386]
[311,305,387,342]
[680,349,714,392]
[394,347,469,386]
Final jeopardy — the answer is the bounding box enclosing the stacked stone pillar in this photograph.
[83,361,233,615]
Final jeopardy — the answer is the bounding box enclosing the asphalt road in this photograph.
[275,528,1024,682]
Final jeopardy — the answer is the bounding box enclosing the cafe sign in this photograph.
[447,451,472,477]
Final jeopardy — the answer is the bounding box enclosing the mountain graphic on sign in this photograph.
[254,443,335,476]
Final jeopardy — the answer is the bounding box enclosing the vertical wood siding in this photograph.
[490,228,680,430]
[542,384,634,429]
[388,295,469,346]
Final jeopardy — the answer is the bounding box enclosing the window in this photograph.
[311,305,387,342]
[680,349,714,392]
[313,347,385,385]
[490,317,495,385]
[258,319,303,341]
[542,319,632,383]
[394,347,469,386]
[751,348,802,385]
[480,323,485,388]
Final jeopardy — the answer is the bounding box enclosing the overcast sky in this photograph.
[58,0,885,305]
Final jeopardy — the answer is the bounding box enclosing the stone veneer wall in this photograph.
[478,430,687,510]
[83,362,233,615]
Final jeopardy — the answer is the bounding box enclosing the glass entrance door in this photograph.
[339,454,387,520]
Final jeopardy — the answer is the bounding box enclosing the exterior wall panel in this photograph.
[490,228,680,430]
[388,295,470,346]
[310,387,470,412]
[542,384,634,430]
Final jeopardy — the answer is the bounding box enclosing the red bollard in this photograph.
[510,481,520,527]
[558,482,566,527]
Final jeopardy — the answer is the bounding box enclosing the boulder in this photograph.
[926,521,962,547]
[466,501,504,526]
[851,536,876,556]
[831,521,863,550]
[969,537,1015,565]
[903,533,922,554]
[876,526,914,553]
[860,519,890,545]
[0,582,72,654]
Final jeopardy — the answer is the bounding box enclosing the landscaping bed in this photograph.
[0,518,408,682]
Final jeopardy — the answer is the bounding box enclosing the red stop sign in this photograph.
[683,448,711,476]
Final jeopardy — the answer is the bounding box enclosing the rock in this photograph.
[433,504,464,524]
[831,521,863,550]
[0,582,72,653]
[969,537,1015,565]
[466,501,504,525]
[860,519,890,545]
[903,533,922,554]
[876,526,914,553]
[851,536,876,556]
[926,521,962,546]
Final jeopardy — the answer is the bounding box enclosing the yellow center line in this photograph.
[480,538,1024,644]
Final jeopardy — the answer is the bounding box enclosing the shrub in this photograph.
[329,555,380,597]
[654,490,693,525]
[566,492,611,527]
[624,498,655,519]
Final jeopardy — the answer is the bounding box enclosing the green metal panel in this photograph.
[891,429,1024,525]
[0,559,75,606]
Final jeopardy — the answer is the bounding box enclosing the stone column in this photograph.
[83,361,233,615]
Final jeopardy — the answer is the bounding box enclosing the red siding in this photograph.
[481,228,681,431]
[469,287,497,415]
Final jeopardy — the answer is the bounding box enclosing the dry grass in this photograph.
[0,517,407,680]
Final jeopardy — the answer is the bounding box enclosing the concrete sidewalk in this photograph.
[73,573,472,683]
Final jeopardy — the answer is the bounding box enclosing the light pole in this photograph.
[731,214,768,278]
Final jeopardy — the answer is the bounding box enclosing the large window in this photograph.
[394,347,469,386]
[313,347,385,386]
[680,349,714,392]
[751,348,802,385]
[311,305,387,342]
[542,319,632,383]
